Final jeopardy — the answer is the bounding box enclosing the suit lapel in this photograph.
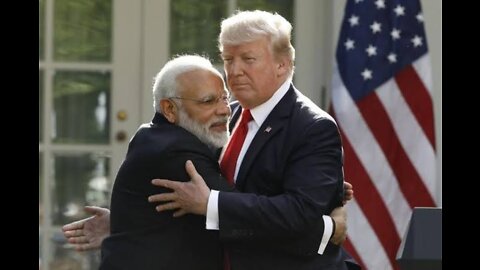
[214,102,242,160]
[235,86,297,190]
[228,101,242,132]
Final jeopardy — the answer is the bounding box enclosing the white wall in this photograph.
[422,0,442,206]
[140,0,171,123]
[294,0,333,108]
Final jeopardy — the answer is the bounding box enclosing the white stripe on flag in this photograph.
[332,66,412,236]
[377,74,437,204]
[346,200,393,270]
[412,55,433,95]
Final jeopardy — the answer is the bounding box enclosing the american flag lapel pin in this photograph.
[264,126,272,133]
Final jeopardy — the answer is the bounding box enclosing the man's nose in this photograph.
[229,61,244,76]
[216,100,231,116]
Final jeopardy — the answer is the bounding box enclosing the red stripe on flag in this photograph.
[394,65,436,149]
[344,237,366,270]
[356,92,435,208]
[341,129,400,269]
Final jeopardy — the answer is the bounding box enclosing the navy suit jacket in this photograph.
[100,113,234,270]
[219,85,359,270]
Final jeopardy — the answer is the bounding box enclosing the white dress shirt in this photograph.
[206,79,334,254]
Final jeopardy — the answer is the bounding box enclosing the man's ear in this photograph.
[160,99,177,123]
[276,57,290,77]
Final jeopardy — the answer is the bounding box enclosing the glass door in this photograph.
[39,0,141,269]
[39,1,298,269]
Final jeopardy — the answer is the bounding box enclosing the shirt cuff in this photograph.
[206,190,220,230]
[318,215,334,254]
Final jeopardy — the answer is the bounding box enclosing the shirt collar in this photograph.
[250,78,291,127]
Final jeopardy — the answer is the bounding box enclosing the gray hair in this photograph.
[152,54,223,112]
[218,10,295,75]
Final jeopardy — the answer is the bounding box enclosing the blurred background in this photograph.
[38,0,441,269]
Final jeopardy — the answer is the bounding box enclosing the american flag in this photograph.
[330,0,438,269]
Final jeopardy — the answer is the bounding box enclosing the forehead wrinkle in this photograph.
[177,70,224,98]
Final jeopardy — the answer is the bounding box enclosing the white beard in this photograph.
[177,109,229,149]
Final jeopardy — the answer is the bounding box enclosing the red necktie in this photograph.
[220,109,252,270]
[220,109,253,184]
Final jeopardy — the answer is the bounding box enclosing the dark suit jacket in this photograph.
[100,113,234,270]
[219,85,359,270]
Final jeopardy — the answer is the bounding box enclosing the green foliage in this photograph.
[53,71,111,144]
[170,0,227,63]
[54,0,112,62]
[237,0,294,23]
[39,0,45,60]
[169,0,294,63]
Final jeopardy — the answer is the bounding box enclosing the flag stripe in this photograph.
[332,68,414,237]
[341,129,401,268]
[412,55,433,93]
[356,92,435,207]
[346,199,394,270]
[344,238,366,270]
[332,1,437,268]
[376,77,437,204]
[395,65,436,148]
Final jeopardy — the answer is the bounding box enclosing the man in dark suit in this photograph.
[62,52,353,268]
[63,50,353,270]
[99,55,235,270]
[149,10,360,270]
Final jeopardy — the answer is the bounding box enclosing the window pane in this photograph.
[51,153,110,226]
[39,0,45,60]
[170,0,227,63]
[52,71,110,144]
[50,230,101,270]
[39,154,43,213]
[39,70,43,142]
[54,0,112,62]
[237,0,294,24]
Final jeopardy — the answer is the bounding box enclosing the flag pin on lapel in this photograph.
[265,126,272,133]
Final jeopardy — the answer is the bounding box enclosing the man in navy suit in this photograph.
[62,53,352,269]
[98,55,235,269]
[150,10,360,270]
